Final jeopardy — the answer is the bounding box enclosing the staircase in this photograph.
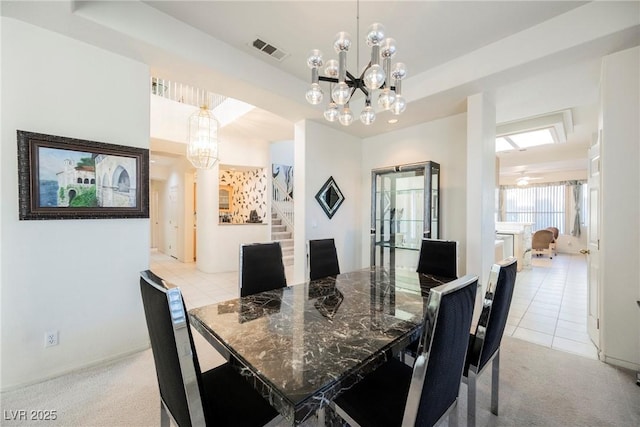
[272,211,294,266]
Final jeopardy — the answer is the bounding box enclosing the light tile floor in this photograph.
[506,253,598,359]
[149,250,598,360]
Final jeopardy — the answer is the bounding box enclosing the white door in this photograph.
[168,186,178,259]
[586,137,601,351]
[151,189,159,249]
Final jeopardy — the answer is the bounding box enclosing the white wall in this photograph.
[196,139,271,273]
[293,120,362,283]
[599,46,640,370]
[467,93,497,288]
[1,18,150,389]
[361,114,468,273]
[270,140,294,168]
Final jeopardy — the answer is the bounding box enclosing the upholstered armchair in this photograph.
[532,229,555,259]
[546,227,559,256]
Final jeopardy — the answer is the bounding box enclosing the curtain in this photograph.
[571,181,581,237]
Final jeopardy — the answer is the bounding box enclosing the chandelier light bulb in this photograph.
[324,102,339,122]
[359,105,376,125]
[332,82,351,105]
[391,62,407,80]
[380,38,397,58]
[333,31,352,53]
[324,59,339,78]
[338,106,354,126]
[391,94,406,115]
[306,49,323,69]
[306,22,406,125]
[366,23,385,47]
[377,88,396,110]
[364,64,385,90]
[305,83,324,105]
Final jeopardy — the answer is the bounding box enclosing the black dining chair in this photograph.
[139,270,281,427]
[308,238,340,281]
[332,274,479,427]
[416,238,458,279]
[401,238,459,362]
[463,256,518,427]
[239,242,287,297]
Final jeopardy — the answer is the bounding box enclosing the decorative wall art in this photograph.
[272,164,293,198]
[219,168,268,223]
[17,130,149,220]
[315,176,345,219]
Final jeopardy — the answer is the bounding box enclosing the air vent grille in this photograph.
[250,38,289,62]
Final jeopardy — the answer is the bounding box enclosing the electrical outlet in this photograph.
[45,331,58,347]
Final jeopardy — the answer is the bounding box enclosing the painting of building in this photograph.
[95,154,137,207]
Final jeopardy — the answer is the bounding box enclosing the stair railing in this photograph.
[272,177,294,232]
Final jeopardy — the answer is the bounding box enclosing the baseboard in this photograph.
[0,343,150,392]
[602,354,640,372]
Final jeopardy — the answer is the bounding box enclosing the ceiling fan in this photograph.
[516,172,543,186]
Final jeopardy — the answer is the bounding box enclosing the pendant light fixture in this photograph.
[187,105,219,169]
[305,1,407,126]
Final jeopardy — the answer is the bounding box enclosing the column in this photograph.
[195,164,219,273]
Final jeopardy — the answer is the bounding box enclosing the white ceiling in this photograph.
[4,1,639,180]
[144,1,587,84]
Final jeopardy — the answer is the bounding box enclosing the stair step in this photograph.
[272,231,292,240]
[272,218,282,226]
[277,238,294,248]
[272,225,287,233]
[281,246,294,256]
[282,254,294,266]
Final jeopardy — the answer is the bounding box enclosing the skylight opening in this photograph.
[496,127,559,153]
[496,137,514,152]
[509,128,555,148]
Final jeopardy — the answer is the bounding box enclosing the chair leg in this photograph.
[491,350,500,415]
[467,372,477,427]
[160,402,170,427]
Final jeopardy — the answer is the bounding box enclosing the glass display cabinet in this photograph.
[370,161,440,268]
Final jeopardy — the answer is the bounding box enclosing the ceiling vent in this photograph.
[249,38,289,61]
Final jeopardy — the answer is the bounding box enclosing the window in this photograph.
[580,183,588,226]
[502,184,565,233]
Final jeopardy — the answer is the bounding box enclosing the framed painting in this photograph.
[17,130,149,220]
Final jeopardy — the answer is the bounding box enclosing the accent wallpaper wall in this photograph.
[219,168,268,223]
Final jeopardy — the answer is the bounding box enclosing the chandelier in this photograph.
[305,20,407,126]
[187,105,219,169]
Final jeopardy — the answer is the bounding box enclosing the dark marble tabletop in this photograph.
[188,267,451,425]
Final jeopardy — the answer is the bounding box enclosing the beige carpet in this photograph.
[1,335,638,426]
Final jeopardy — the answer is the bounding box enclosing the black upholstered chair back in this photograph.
[416,238,458,279]
[139,270,205,427]
[403,275,478,426]
[240,242,287,297]
[471,257,518,370]
[308,238,340,281]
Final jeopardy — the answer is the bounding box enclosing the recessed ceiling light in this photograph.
[150,159,156,163]
[388,118,399,124]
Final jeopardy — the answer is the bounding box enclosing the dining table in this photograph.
[188,266,454,425]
